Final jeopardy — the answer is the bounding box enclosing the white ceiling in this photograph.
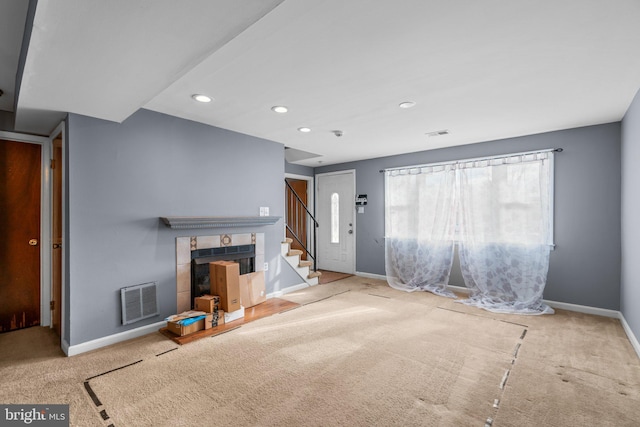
[4,0,640,166]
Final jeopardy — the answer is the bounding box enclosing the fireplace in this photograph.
[191,244,256,302]
[175,233,265,313]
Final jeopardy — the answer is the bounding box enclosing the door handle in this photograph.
[29,239,38,246]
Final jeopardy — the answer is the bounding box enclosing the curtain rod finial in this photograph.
[554,148,563,152]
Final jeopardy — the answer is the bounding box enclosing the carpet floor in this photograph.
[317,270,353,284]
[0,276,638,426]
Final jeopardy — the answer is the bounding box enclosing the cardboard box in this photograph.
[165,310,206,322]
[203,313,214,330]
[210,311,225,327]
[210,261,241,312]
[194,295,220,313]
[166,313,212,336]
[239,271,267,308]
[224,306,245,323]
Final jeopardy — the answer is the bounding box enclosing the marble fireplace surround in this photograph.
[175,233,265,313]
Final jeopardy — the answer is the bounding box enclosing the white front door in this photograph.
[317,171,355,274]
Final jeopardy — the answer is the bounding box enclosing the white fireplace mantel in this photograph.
[161,216,281,229]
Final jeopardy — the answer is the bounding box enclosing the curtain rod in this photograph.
[379,148,563,173]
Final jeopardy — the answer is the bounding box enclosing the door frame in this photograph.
[48,121,66,346]
[0,130,52,329]
[1,123,66,346]
[315,169,356,274]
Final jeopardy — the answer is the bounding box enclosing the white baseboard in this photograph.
[63,278,640,361]
[267,282,310,299]
[448,285,471,294]
[355,271,387,281]
[543,300,620,318]
[619,313,640,359]
[357,271,639,359]
[66,320,166,357]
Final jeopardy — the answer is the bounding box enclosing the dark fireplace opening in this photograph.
[190,244,255,306]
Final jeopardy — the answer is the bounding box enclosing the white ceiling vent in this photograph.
[121,282,159,325]
[426,130,450,137]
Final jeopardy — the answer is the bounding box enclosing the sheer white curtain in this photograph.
[384,165,457,297]
[456,153,554,314]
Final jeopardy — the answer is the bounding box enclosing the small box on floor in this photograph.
[166,312,213,336]
[224,306,244,323]
[239,271,266,308]
[210,310,225,327]
[194,295,220,313]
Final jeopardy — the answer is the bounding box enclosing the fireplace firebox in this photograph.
[190,244,255,306]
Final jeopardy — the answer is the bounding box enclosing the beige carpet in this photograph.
[0,276,639,426]
[317,270,353,284]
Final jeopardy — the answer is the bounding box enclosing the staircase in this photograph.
[281,237,322,285]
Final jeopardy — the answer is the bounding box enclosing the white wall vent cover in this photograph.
[121,281,159,325]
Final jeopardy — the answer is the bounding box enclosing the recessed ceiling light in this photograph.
[298,127,312,133]
[192,94,212,103]
[399,101,416,109]
[271,106,288,113]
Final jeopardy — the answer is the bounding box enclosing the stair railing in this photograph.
[285,179,319,272]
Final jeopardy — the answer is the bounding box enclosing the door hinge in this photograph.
[50,300,55,310]
[50,159,55,169]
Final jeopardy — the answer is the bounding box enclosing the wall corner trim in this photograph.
[66,320,166,357]
[61,339,70,356]
[619,313,640,360]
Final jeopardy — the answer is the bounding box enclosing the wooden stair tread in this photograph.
[287,249,303,257]
[282,238,293,244]
[298,260,313,267]
[308,271,322,279]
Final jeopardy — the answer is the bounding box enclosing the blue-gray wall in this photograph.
[0,111,15,132]
[14,0,38,112]
[66,110,301,345]
[285,161,314,176]
[621,89,640,343]
[316,123,622,310]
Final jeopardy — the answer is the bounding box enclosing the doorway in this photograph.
[316,170,355,274]
[0,127,63,347]
[285,177,309,260]
[0,139,42,332]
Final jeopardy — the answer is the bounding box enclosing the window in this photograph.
[383,150,556,313]
[456,152,553,246]
[331,192,339,243]
[385,151,554,246]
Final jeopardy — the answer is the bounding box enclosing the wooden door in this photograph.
[0,139,41,332]
[285,178,308,260]
[51,135,62,336]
